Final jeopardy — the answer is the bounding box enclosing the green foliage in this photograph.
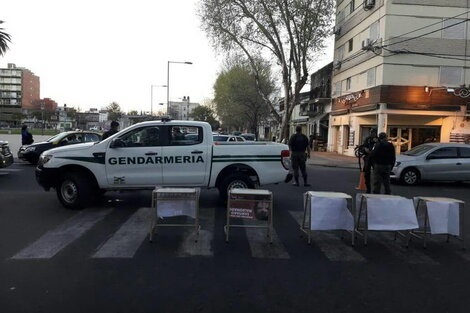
[213,56,275,136]
[199,0,334,140]
[107,102,123,121]
[189,105,219,130]
[0,20,11,56]
[128,110,139,116]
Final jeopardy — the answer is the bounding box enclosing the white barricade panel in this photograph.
[310,196,353,231]
[427,201,460,236]
[156,200,197,219]
[366,197,418,231]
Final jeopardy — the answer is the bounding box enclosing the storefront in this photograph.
[328,86,470,156]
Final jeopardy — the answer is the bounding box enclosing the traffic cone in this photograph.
[356,171,367,191]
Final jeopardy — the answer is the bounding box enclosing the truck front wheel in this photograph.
[218,173,255,200]
[56,172,93,209]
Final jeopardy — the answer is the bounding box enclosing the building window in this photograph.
[442,19,466,39]
[336,45,344,61]
[349,0,355,14]
[334,81,342,97]
[346,77,352,90]
[440,66,463,86]
[337,10,345,23]
[367,67,376,87]
[369,21,380,41]
[348,39,353,52]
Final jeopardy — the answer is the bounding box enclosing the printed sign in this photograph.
[229,199,270,220]
[229,207,255,219]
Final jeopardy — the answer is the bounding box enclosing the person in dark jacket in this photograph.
[288,126,311,187]
[21,125,34,145]
[370,132,396,194]
[102,121,119,140]
[361,128,377,193]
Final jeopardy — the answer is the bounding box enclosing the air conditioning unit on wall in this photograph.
[334,26,341,36]
[361,38,371,50]
[333,61,342,70]
[364,0,375,10]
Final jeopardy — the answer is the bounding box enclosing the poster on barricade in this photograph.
[229,193,271,221]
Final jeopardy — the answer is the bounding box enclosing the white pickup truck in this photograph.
[36,119,290,209]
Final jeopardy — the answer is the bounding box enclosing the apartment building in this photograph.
[0,63,40,126]
[169,96,199,120]
[330,0,470,156]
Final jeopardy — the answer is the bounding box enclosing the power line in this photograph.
[382,18,470,48]
[382,9,470,45]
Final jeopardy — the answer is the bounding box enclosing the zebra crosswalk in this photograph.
[7,207,468,264]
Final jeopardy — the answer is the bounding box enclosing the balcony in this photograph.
[300,98,331,116]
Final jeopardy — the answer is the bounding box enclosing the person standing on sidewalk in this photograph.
[102,121,119,140]
[21,125,34,145]
[361,128,377,193]
[370,132,395,194]
[288,126,311,187]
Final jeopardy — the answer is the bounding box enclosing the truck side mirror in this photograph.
[110,138,125,148]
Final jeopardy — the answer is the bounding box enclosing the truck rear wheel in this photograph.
[56,172,93,209]
[218,173,255,200]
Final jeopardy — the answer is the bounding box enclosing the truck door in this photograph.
[105,125,163,186]
[161,125,209,185]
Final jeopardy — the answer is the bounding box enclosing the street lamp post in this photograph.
[167,61,193,116]
[150,84,167,116]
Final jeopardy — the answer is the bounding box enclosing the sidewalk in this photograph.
[307,151,359,169]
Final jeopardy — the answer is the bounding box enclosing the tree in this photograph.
[0,21,11,56]
[199,0,334,140]
[189,105,219,130]
[107,102,123,121]
[213,56,275,137]
[128,110,138,116]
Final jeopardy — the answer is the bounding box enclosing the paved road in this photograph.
[1,163,470,312]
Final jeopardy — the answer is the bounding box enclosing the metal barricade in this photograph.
[224,188,273,243]
[409,197,465,249]
[149,187,201,242]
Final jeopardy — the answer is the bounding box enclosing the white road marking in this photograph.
[12,209,112,259]
[93,207,151,258]
[289,211,365,262]
[177,208,215,257]
[375,233,439,265]
[244,226,290,259]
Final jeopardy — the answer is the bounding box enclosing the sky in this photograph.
[1,0,333,113]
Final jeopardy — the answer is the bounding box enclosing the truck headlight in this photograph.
[25,146,36,152]
[38,154,53,166]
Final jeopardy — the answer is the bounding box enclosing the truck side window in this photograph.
[168,126,203,146]
[119,126,161,147]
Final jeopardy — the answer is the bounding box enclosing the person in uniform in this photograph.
[288,126,311,187]
[370,132,396,194]
[102,121,119,140]
[361,128,377,193]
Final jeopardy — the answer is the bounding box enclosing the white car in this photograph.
[36,119,290,209]
[213,134,246,142]
[391,143,470,185]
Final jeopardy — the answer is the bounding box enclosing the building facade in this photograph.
[330,0,470,156]
[301,62,333,150]
[169,96,200,120]
[0,63,41,126]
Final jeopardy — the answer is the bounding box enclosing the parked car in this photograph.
[18,131,102,164]
[213,134,246,142]
[241,133,256,141]
[0,140,14,168]
[391,143,470,185]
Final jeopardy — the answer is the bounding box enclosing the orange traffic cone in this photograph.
[356,171,367,191]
